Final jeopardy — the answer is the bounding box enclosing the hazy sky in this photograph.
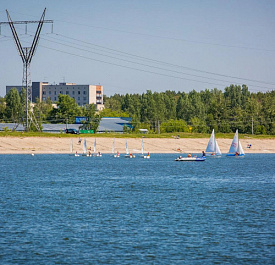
[0,0,274,96]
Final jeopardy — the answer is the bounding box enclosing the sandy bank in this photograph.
[0,137,274,154]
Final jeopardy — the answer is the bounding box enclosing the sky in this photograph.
[0,0,274,97]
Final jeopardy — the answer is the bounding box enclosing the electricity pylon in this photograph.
[0,8,53,131]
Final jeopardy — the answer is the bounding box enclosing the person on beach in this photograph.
[188,153,191,157]
[202,151,206,157]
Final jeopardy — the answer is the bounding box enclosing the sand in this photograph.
[0,136,274,154]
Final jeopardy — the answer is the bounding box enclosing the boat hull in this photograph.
[125,154,135,158]
[175,157,206,162]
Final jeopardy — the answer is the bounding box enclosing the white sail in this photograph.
[215,141,222,155]
[141,138,144,155]
[94,138,96,153]
[83,139,87,154]
[206,129,215,153]
[125,140,129,154]
[112,138,115,154]
[228,130,239,154]
[70,138,73,153]
[238,141,245,155]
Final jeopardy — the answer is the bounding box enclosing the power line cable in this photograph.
[37,35,274,90]
[50,33,275,87]
[39,43,275,92]
[2,20,274,88]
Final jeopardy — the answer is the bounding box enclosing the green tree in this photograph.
[33,97,53,123]
[89,115,101,133]
[0,97,6,121]
[161,119,188,133]
[5,88,21,123]
[55,94,81,123]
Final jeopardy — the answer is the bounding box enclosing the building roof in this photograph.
[98,117,132,132]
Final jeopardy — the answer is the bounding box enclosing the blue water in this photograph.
[0,154,274,264]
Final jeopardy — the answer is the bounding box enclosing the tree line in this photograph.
[104,85,274,135]
[0,85,274,134]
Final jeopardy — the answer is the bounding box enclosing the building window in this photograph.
[54,97,56,100]
[78,97,80,100]
[49,91,51,95]
[83,91,86,95]
[42,91,45,95]
[72,91,75,95]
[66,91,69,95]
[59,91,62,94]
[54,91,56,95]
[83,97,86,101]
[78,91,80,95]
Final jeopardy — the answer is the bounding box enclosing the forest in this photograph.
[0,84,274,134]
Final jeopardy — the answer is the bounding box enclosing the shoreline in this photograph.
[0,137,274,154]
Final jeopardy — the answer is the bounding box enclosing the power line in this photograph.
[47,33,275,87]
[40,36,246,85]
[1,14,274,93]
[50,19,275,53]
[39,44,274,93]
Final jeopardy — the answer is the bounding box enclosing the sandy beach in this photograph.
[0,136,274,154]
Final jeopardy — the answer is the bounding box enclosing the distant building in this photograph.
[6,82,104,110]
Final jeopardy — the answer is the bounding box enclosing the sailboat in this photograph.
[125,139,135,158]
[82,138,87,156]
[70,138,73,155]
[141,138,150,159]
[82,138,91,156]
[69,138,77,156]
[112,138,120,158]
[205,129,222,156]
[93,138,102,157]
[70,138,80,156]
[227,129,245,156]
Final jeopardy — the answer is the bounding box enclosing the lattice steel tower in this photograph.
[0,8,53,130]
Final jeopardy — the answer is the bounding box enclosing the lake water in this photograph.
[0,153,274,264]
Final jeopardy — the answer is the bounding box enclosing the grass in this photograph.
[0,131,274,139]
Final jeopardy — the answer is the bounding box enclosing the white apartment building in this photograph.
[6,82,104,110]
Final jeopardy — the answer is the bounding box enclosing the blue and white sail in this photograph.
[227,130,244,156]
[206,129,215,154]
